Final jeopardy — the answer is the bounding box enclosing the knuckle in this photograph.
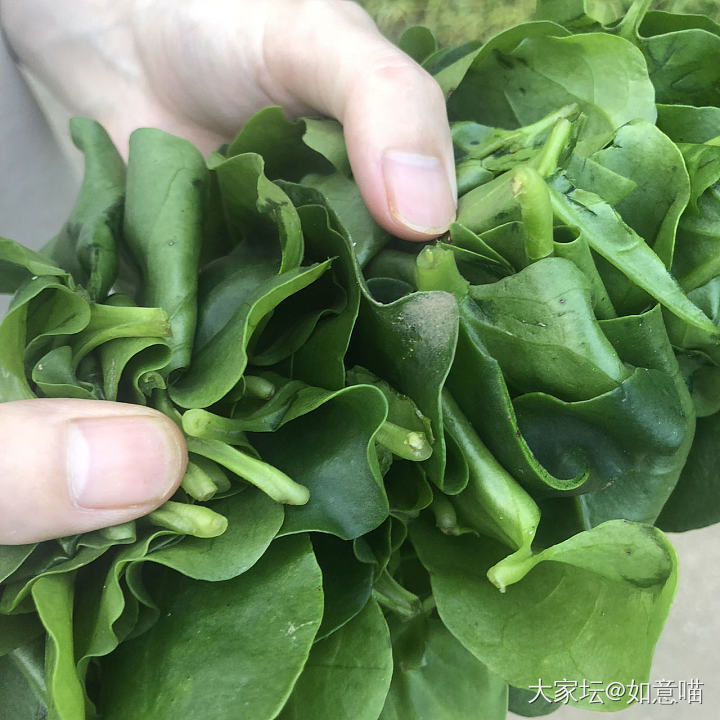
[368,54,444,99]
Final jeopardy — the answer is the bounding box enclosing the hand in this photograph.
[2,0,457,240]
[0,0,456,544]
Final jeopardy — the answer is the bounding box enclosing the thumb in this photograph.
[0,399,186,544]
[133,0,457,241]
[262,0,457,241]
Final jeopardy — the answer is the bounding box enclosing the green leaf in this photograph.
[553,229,617,319]
[516,368,692,524]
[145,492,283,581]
[446,297,586,495]
[352,291,459,491]
[442,391,540,563]
[656,103,720,143]
[31,573,85,720]
[225,106,343,179]
[467,257,628,400]
[0,298,36,401]
[275,200,361,389]
[590,120,690,266]
[170,261,331,408]
[548,173,720,338]
[385,461,434,522]
[250,384,390,539]
[448,32,656,155]
[672,156,720,293]
[278,599,392,720]
[0,614,43,657]
[42,117,125,301]
[74,529,179,679]
[296,173,389,267]
[0,642,48,719]
[0,237,69,294]
[381,619,507,720]
[100,335,171,404]
[658,412,720,531]
[635,11,720,107]
[509,685,560,717]
[32,346,97,400]
[97,535,323,720]
[312,534,373,640]
[536,0,630,29]
[23,279,92,366]
[397,26,438,64]
[411,516,677,707]
[428,22,568,99]
[0,545,37,584]
[209,152,304,273]
[124,128,208,375]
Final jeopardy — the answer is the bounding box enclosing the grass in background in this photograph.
[359,0,720,45]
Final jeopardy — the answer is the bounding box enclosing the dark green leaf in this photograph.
[279,599,392,720]
[312,534,373,640]
[411,515,677,705]
[97,535,323,720]
[31,573,84,720]
[251,384,389,539]
[124,128,208,375]
[381,618,507,720]
[42,118,124,301]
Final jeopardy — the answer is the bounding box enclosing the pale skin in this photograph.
[0,0,457,544]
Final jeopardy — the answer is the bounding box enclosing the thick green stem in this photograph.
[415,244,469,297]
[148,501,228,538]
[72,304,170,367]
[375,421,433,461]
[151,388,183,427]
[441,390,540,552]
[182,408,248,445]
[99,521,136,542]
[190,454,232,494]
[616,0,652,41]
[486,547,538,593]
[532,118,574,178]
[181,461,218,502]
[244,375,276,400]
[432,493,462,535]
[372,570,423,619]
[186,436,310,505]
[511,166,554,262]
[461,104,578,160]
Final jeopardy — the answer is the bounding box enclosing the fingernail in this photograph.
[382,150,456,234]
[67,415,184,509]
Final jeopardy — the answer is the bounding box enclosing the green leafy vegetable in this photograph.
[3,2,720,718]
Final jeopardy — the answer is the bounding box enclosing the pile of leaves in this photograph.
[3,0,720,717]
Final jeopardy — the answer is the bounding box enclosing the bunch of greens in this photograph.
[3,0,720,717]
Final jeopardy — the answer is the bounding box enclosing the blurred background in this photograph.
[360,0,719,45]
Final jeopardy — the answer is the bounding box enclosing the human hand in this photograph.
[2,0,457,240]
[0,0,456,544]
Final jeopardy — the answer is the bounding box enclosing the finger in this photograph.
[0,399,186,544]
[262,1,457,240]
[132,0,457,240]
